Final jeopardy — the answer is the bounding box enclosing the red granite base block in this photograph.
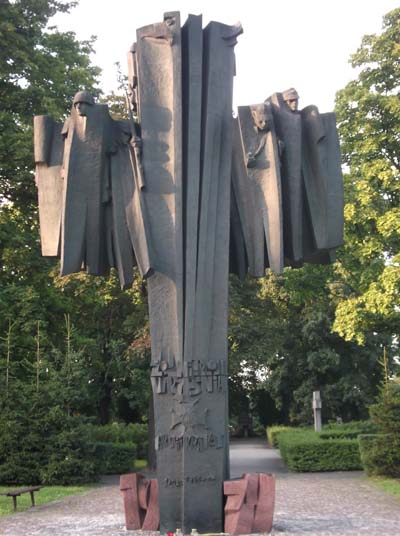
[142,478,160,530]
[253,473,275,534]
[224,473,276,535]
[120,473,160,530]
[120,473,142,530]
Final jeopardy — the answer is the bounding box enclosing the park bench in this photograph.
[0,485,41,511]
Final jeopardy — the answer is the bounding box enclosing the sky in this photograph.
[51,0,399,112]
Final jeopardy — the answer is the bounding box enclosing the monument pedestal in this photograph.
[120,472,276,534]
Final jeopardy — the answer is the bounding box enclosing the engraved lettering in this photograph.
[163,475,217,487]
[155,434,225,451]
[151,358,228,396]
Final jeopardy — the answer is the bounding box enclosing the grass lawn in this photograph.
[135,459,147,470]
[0,460,148,517]
[0,485,93,517]
[369,477,400,499]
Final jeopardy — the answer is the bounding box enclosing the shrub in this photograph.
[40,420,99,485]
[266,425,309,447]
[123,424,148,458]
[323,420,377,433]
[0,394,101,486]
[319,422,377,440]
[358,379,400,477]
[369,382,400,435]
[41,457,98,486]
[0,413,45,484]
[87,423,148,458]
[320,430,361,440]
[266,426,293,447]
[359,434,400,477]
[278,431,362,472]
[94,442,136,474]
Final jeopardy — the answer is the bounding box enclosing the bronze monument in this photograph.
[34,12,343,533]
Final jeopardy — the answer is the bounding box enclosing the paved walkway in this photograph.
[1,438,400,535]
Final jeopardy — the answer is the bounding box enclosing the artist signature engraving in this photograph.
[163,475,217,487]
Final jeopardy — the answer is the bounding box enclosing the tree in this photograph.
[50,271,149,424]
[228,268,381,427]
[333,8,400,352]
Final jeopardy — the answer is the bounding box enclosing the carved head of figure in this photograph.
[73,90,95,117]
[282,88,299,112]
[251,104,270,132]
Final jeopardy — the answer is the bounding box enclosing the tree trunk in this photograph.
[99,378,112,424]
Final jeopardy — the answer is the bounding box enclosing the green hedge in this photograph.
[266,425,310,447]
[320,430,361,440]
[359,434,400,477]
[278,431,362,472]
[39,422,100,486]
[319,422,377,441]
[320,421,378,441]
[87,423,148,458]
[267,421,375,447]
[321,420,378,437]
[94,442,136,474]
[0,416,143,485]
[267,426,290,447]
[323,420,376,433]
[0,408,101,486]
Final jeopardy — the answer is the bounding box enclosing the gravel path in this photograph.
[1,439,399,535]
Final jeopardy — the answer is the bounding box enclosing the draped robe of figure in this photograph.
[231,92,344,275]
[34,102,152,290]
[60,103,115,276]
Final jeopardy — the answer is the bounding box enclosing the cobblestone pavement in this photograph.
[271,471,400,535]
[1,443,400,535]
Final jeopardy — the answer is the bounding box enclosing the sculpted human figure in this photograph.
[300,102,344,259]
[231,101,284,275]
[232,88,343,276]
[34,114,64,256]
[34,91,152,289]
[282,87,299,113]
[266,88,303,264]
[246,104,270,168]
[73,90,94,117]
[109,120,152,288]
[60,90,114,276]
[264,87,343,265]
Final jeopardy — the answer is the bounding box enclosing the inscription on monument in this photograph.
[163,475,217,487]
[156,433,224,451]
[151,358,227,396]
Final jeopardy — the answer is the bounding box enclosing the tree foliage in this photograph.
[333,8,400,345]
[228,268,381,427]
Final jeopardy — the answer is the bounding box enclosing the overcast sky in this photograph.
[52,0,399,112]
